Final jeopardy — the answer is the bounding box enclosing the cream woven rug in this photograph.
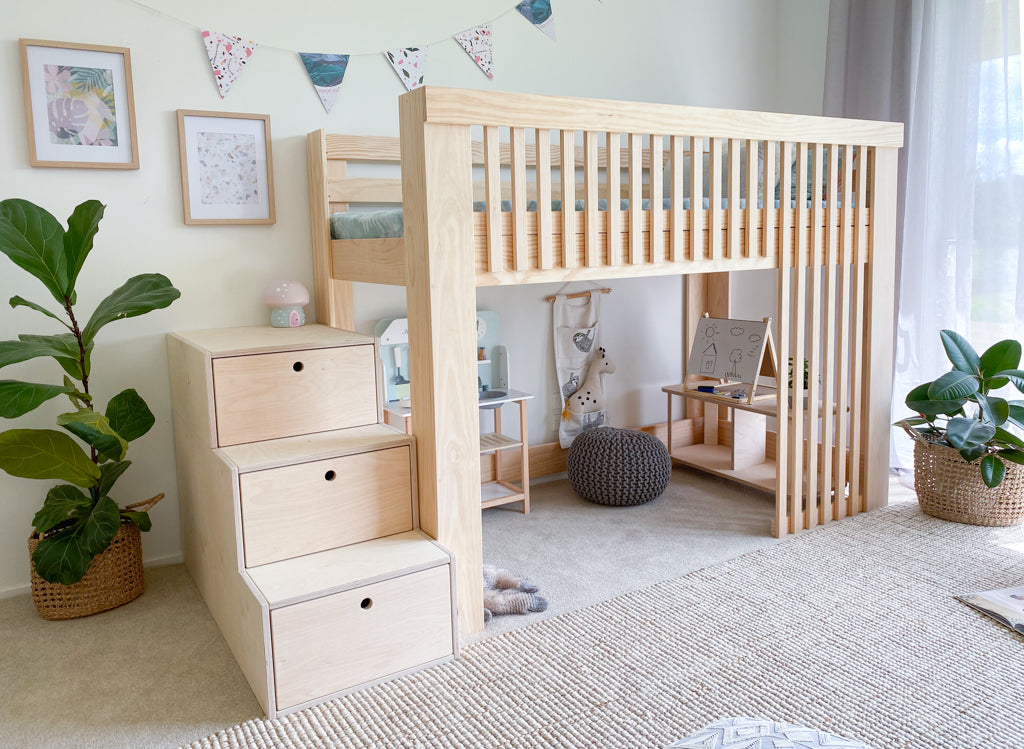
[186,505,1024,749]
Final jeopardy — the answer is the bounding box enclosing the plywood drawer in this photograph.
[213,345,378,447]
[240,446,413,567]
[271,564,453,710]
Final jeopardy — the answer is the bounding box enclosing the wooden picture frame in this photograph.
[19,39,139,169]
[176,110,276,225]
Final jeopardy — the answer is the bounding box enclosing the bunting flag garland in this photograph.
[516,0,556,41]
[201,30,257,98]
[299,53,350,113]
[384,47,426,92]
[453,24,494,80]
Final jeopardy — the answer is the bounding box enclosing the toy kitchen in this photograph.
[377,311,534,513]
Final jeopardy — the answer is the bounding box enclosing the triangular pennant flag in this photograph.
[384,47,426,92]
[299,53,350,113]
[201,30,257,98]
[453,24,494,80]
[516,0,556,41]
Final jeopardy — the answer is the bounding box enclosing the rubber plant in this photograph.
[0,198,180,584]
[898,329,1024,488]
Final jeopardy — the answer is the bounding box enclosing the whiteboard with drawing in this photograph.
[686,316,772,384]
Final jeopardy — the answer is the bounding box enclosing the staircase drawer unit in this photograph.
[167,325,457,719]
[271,564,454,710]
[239,446,415,567]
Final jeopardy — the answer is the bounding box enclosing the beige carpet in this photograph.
[185,503,1024,749]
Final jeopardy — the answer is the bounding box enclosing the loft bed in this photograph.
[307,86,904,635]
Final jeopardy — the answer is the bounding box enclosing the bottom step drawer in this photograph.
[271,565,454,710]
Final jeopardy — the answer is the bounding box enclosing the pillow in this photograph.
[666,717,872,749]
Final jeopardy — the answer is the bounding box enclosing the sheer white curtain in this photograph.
[824,0,1024,470]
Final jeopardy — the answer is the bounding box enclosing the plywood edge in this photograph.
[219,425,414,473]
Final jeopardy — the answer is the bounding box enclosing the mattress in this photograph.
[330,198,818,240]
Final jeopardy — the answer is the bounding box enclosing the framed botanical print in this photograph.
[176,110,276,225]
[19,39,139,169]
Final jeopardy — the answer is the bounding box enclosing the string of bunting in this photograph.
[128,0,581,112]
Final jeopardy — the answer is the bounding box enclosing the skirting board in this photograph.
[0,551,185,600]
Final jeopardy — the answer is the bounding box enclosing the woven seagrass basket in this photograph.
[913,438,1024,527]
[28,519,145,621]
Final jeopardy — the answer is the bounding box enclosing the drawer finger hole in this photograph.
[292,361,304,372]
[324,470,336,481]
[360,597,373,610]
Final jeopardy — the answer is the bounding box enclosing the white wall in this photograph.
[0,0,829,594]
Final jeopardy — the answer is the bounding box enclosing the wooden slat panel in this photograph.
[805,143,824,528]
[628,133,643,264]
[690,136,704,261]
[327,177,403,203]
[745,139,757,259]
[670,136,684,261]
[584,131,600,267]
[834,144,855,519]
[775,142,793,538]
[728,138,741,259]
[709,138,723,261]
[849,146,868,514]
[607,133,622,265]
[762,141,776,258]
[650,135,664,264]
[536,129,553,270]
[510,128,528,271]
[790,143,807,533]
[483,126,502,273]
[560,129,576,268]
[308,130,354,330]
[332,239,407,286]
[819,144,840,523]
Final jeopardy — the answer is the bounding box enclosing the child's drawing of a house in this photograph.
[701,342,717,373]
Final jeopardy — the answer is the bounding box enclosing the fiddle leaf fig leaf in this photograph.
[32,484,92,535]
[980,454,1006,488]
[9,296,69,328]
[0,334,85,379]
[0,380,74,419]
[57,410,128,462]
[120,510,151,532]
[63,200,104,299]
[0,199,69,304]
[946,417,995,450]
[31,496,119,584]
[928,370,979,401]
[82,274,180,346]
[0,429,100,487]
[97,460,131,497]
[105,389,155,442]
[940,329,980,375]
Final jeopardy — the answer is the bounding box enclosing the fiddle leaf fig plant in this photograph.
[898,329,1024,488]
[0,198,180,584]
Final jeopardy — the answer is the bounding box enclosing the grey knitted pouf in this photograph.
[567,427,672,506]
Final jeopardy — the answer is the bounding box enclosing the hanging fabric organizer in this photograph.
[552,289,606,448]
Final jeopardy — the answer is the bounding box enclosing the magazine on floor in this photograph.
[957,586,1024,635]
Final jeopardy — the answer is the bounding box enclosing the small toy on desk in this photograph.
[696,385,716,393]
[261,280,309,327]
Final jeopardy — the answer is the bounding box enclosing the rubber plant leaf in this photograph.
[31,496,120,584]
[0,334,85,380]
[97,460,131,497]
[993,369,1024,394]
[994,427,1024,449]
[105,389,155,442]
[63,200,104,301]
[979,340,1021,378]
[0,429,101,487]
[0,199,69,305]
[57,410,128,462]
[81,274,180,347]
[1000,449,1024,465]
[940,329,981,375]
[927,370,979,401]
[1007,403,1024,430]
[9,296,69,328]
[905,383,966,416]
[32,484,92,535]
[0,380,74,419]
[980,454,1006,488]
[945,417,996,450]
[974,392,1009,427]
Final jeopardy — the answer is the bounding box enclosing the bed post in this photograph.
[307,129,355,330]
[399,89,484,635]
[863,147,899,510]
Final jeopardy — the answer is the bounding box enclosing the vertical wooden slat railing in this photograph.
[650,135,664,264]
[670,136,685,262]
[834,144,855,519]
[690,136,704,262]
[849,146,869,514]
[510,127,528,272]
[790,143,808,533]
[709,138,723,261]
[536,129,553,270]
[483,126,502,273]
[776,141,794,536]
[584,131,600,267]
[745,140,757,258]
[806,143,823,528]
[628,133,643,265]
[560,129,576,268]
[607,133,622,266]
[762,141,776,259]
[728,139,741,260]
[820,144,839,525]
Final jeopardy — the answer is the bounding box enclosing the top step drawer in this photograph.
[213,345,378,446]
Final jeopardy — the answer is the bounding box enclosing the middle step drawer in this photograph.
[240,446,414,567]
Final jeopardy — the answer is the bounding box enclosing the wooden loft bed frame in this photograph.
[307,86,904,635]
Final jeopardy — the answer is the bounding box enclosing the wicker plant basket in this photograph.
[913,438,1024,527]
[27,494,161,620]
